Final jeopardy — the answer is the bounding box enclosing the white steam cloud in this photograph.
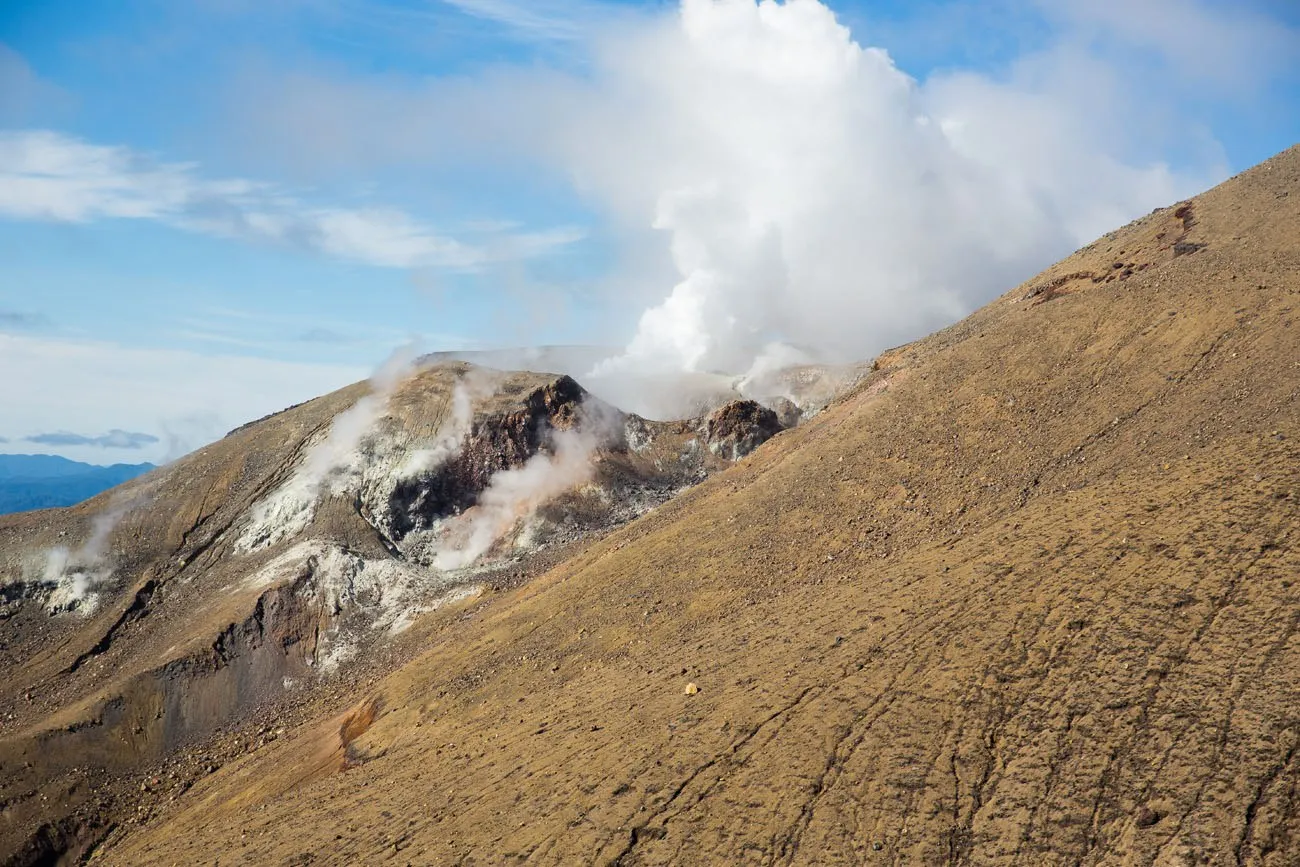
[532,0,1212,415]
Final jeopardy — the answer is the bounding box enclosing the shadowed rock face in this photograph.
[387,376,590,538]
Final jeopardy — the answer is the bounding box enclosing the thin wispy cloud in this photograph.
[0,129,585,270]
[438,0,609,42]
[172,328,280,350]
[176,309,420,353]
[0,43,73,124]
[172,326,370,354]
[1034,0,1300,92]
[26,429,160,449]
[0,331,368,462]
[0,311,50,330]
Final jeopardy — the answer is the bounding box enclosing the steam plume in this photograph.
[397,365,502,478]
[239,344,418,551]
[543,0,1206,416]
[42,494,143,614]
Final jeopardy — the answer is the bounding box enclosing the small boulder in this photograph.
[1134,805,1163,828]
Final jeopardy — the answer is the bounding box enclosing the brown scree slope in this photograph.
[104,147,1298,865]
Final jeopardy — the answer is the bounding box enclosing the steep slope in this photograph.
[99,145,1300,866]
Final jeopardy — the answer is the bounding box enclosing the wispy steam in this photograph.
[41,494,143,614]
[397,365,502,479]
[158,413,225,464]
[431,426,599,570]
[239,345,418,551]
[420,394,624,570]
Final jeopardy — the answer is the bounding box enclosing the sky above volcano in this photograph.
[2,0,1299,463]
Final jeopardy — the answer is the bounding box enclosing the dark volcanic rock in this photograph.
[387,376,588,538]
[767,397,802,430]
[703,400,784,461]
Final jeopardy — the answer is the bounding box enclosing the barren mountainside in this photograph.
[2,145,1299,866]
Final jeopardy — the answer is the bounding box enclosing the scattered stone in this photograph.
[683,682,699,696]
[1134,805,1163,828]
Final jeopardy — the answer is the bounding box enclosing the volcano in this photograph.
[1,145,1298,866]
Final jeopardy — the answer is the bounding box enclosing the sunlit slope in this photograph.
[110,146,1299,865]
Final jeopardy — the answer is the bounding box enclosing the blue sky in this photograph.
[1,0,1298,463]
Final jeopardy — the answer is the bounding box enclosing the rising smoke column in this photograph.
[42,493,145,614]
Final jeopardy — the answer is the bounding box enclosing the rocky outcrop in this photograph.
[94,143,1300,867]
[0,364,776,864]
[703,399,785,460]
[386,376,592,538]
[766,396,803,429]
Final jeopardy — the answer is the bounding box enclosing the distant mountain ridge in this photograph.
[0,455,155,514]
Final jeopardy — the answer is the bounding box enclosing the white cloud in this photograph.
[0,129,584,270]
[0,333,367,464]
[439,0,599,41]
[6,1,1284,431]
